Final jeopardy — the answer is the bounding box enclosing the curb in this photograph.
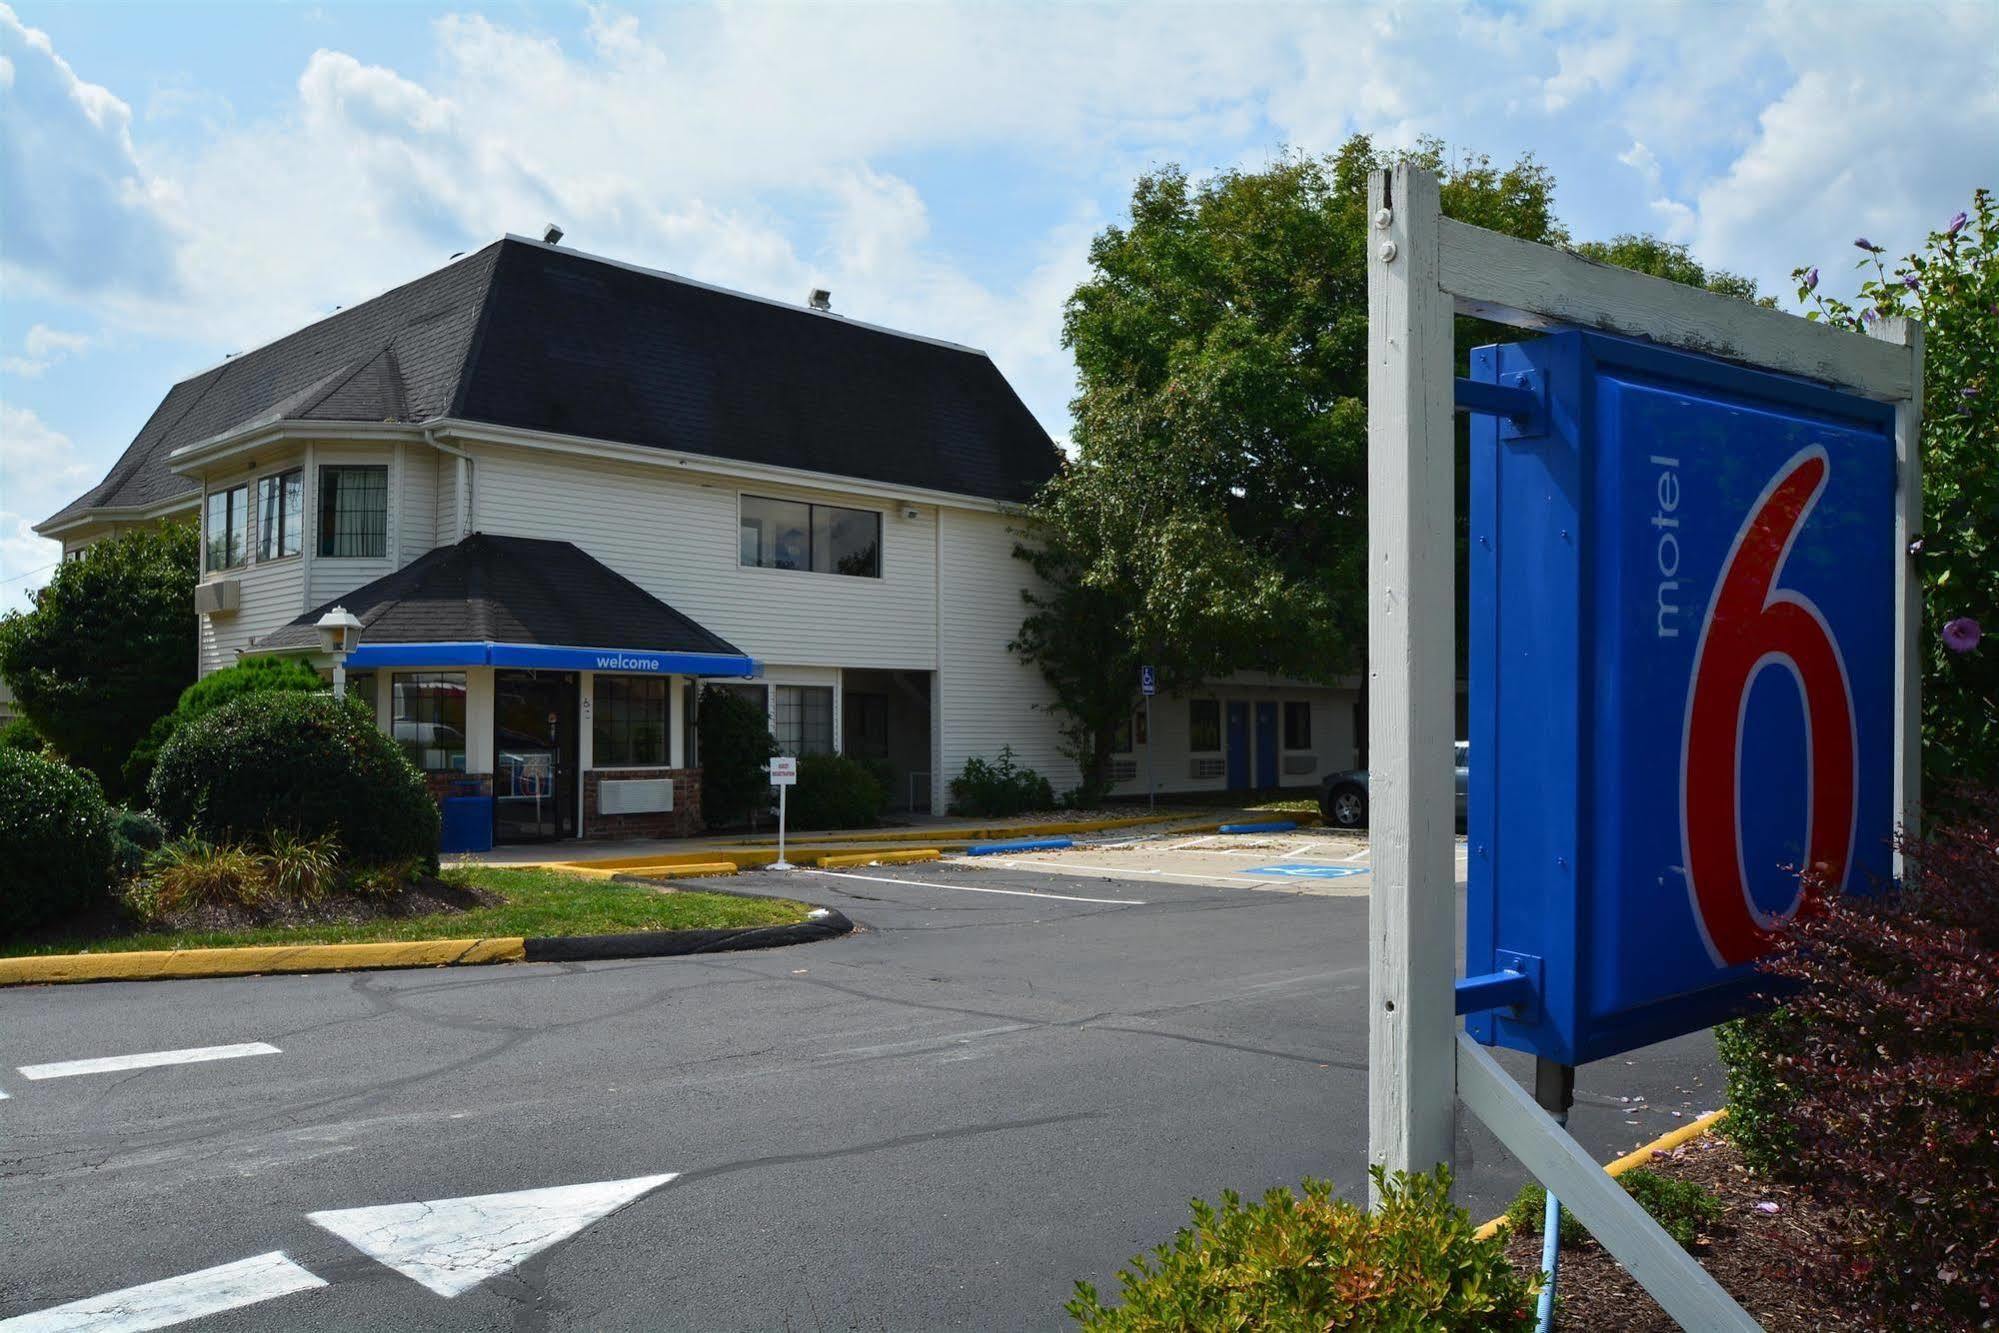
[813,848,941,869]
[1473,1107,1730,1241]
[0,907,855,988]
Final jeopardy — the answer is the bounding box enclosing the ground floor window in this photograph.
[1188,699,1221,752]
[774,684,834,756]
[1283,701,1311,750]
[392,671,467,772]
[344,672,376,714]
[594,676,668,766]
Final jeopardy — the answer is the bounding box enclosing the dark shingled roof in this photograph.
[47,237,1059,527]
[256,534,744,659]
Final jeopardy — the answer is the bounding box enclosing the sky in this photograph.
[2,0,1995,611]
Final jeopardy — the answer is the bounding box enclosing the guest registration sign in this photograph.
[770,757,798,870]
[1364,163,1921,1328]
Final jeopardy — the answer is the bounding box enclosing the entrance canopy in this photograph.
[257,533,759,678]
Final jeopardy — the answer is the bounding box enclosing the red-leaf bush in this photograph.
[1721,787,1999,1326]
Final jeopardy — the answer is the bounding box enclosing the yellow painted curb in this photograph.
[813,848,942,869]
[1473,1107,1730,1241]
[0,937,526,988]
[622,861,740,879]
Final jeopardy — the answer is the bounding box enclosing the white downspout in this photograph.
[423,427,473,541]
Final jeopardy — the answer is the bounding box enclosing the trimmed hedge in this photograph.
[123,655,326,797]
[789,753,887,830]
[0,748,115,935]
[149,692,438,870]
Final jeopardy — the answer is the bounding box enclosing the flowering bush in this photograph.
[1720,788,1999,1325]
[1795,188,1997,793]
[1068,1167,1535,1331]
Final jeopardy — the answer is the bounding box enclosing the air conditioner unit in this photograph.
[1109,759,1138,783]
[195,580,240,616]
[1189,757,1225,781]
[598,778,673,815]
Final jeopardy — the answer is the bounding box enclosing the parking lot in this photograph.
[950,822,1469,896]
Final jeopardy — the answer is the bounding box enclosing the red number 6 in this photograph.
[1681,447,1857,967]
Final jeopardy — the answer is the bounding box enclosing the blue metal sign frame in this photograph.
[1465,330,1898,1065]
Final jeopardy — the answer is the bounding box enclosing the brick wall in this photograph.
[421,771,492,803]
[582,768,703,840]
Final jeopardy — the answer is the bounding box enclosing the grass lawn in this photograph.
[5,866,812,957]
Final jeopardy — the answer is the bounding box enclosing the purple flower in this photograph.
[1862,307,1879,324]
[1947,211,1968,236]
[1803,267,1820,292]
[1942,617,1982,654]
[1754,1201,1782,1215]
[1903,274,1920,289]
[1855,237,1884,252]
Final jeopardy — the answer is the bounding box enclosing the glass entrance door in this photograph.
[494,671,578,843]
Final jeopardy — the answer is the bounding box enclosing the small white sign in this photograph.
[769,756,798,786]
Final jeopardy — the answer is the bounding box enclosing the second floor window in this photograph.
[205,484,247,572]
[739,495,880,578]
[319,465,388,558]
[257,469,303,560]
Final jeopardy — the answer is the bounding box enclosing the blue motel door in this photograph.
[1225,702,1250,790]
[1254,703,1279,788]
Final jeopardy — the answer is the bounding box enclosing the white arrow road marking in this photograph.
[308,1172,679,1298]
[17,1043,280,1081]
[0,1251,325,1332]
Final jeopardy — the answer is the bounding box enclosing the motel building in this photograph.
[38,235,1363,847]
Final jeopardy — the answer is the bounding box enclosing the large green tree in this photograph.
[1015,137,1768,795]
[0,524,198,800]
[1793,189,1997,793]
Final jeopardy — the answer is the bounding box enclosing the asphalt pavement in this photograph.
[0,861,1720,1331]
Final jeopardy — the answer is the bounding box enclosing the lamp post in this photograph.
[315,606,364,700]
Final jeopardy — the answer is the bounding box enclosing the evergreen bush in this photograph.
[149,692,437,870]
[0,748,115,934]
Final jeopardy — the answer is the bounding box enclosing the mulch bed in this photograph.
[156,875,499,934]
[1502,1131,1891,1330]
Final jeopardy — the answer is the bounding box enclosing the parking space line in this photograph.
[807,869,1144,906]
[1341,847,1371,862]
[1011,860,1288,887]
[18,1042,281,1081]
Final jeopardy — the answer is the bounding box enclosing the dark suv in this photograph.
[1318,741,1469,829]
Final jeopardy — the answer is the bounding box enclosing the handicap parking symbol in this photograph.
[1244,864,1368,879]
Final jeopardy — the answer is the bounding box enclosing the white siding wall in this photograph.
[398,444,436,561]
[435,456,462,546]
[471,444,940,671]
[198,555,306,674]
[933,506,1073,809]
[1106,684,1359,799]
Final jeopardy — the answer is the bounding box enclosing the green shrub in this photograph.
[122,655,326,797]
[149,692,438,870]
[1068,1167,1535,1331]
[698,688,778,828]
[1714,1014,1800,1171]
[146,837,266,913]
[343,857,422,900]
[0,748,116,934]
[948,746,1055,817]
[2,715,43,752]
[109,807,167,881]
[259,830,342,902]
[1504,1168,1720,1252]
[789,753,887,830]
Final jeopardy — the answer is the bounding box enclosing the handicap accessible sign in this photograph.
[1245,864,1367,880]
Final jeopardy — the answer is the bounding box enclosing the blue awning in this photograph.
[343,641,760,678]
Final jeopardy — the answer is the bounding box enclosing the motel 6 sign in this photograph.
[1466,331,1898,1066]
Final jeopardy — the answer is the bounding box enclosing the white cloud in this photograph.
[0,402,92,609]
[1,324,93,378]
[0,4,181,302]
[1,0,1993,470]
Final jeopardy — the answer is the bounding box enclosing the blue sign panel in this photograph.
[1140,665,1157,696]
[1467,332,1897,1065]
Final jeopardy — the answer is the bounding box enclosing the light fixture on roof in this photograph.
[543,223,565,245]
[808,288,832,311]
